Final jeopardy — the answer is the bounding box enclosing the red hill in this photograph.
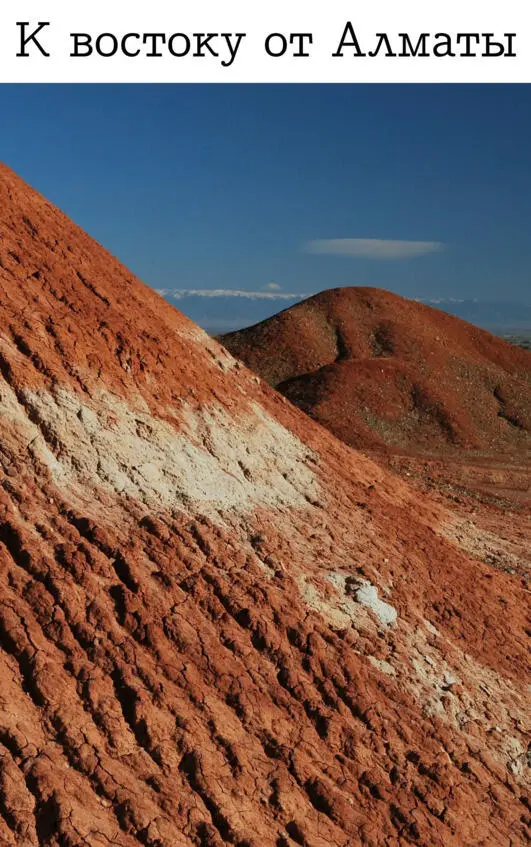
[0,165,529,846]
[221,287,531,457]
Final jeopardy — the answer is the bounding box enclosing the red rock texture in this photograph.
[221,287,531,457]
[0,163,529,846]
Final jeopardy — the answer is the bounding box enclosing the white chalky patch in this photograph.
[296,572,397,631]
[352,579,398,626]
[327,573,397,627]
[0,380,319,518]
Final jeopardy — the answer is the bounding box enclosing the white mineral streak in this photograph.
[0,378,318,517]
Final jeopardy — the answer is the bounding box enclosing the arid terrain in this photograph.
[0,163,529,846]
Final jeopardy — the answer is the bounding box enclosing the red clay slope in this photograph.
[0,163,529,847]
[221,288,531,457]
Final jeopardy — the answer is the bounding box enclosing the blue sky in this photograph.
[1,84,530,329]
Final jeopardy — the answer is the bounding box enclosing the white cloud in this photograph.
[413,297,468,304]
[265,282,281,290]
[156,288,307,301]
[305,238,443,260]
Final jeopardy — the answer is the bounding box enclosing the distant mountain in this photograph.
[159,292,306,335]
[221,287,531,457]
[162,291,531,336]
[414,299,531,331]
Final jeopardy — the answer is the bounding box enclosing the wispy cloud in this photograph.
[156,288,307,301]
[305,238,443,260]
[265,282,281,291]
[413,297,468,304]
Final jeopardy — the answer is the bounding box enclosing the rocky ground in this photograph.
[0,164,529,846]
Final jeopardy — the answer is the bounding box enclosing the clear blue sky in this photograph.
[1,84,530,327]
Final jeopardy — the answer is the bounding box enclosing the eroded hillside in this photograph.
[0,164,529,846]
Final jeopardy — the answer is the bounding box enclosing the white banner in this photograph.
[0,0,529,83]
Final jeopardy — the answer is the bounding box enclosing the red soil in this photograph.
[221,287,531,457]
[0,164,529,847]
